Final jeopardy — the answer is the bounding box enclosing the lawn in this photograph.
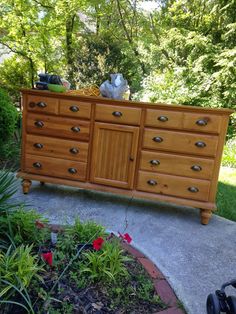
[216,166,236,222]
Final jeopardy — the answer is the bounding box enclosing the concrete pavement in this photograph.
[15,180,236,314]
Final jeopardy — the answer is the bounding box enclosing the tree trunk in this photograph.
[66,15,76,88]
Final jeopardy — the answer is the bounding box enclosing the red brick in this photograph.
[121,242,145,258]
[154,280,178,307]
[138,257,165,279]
[156,307,185,314]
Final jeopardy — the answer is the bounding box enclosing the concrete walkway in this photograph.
[15,180,236,314]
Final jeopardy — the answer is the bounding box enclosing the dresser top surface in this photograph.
[21,89,234,115]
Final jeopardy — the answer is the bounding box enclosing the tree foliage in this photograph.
[0,0,235,119]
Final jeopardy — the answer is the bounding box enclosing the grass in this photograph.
[216,166,236,222]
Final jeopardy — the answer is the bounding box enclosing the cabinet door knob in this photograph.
[158,116,168,122]
[195,141,206,148]
[37,102,47,108]
[71,126,80,133]
[196,119,207,126]
[153,136,163,143]
[29,101,36,108]
[188,186,199,193]
[34,143,44,149]
[112,111,122,117]
[33,162,42,169]
[70,105,79,112]
[68,167,77,174]
[147,179,157,186]
[34,121,44,128]
[191,165,202,171]
[70,147,79,154]
[150,159,160,166]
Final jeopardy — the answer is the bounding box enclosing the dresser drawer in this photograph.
[25,154,87,181]
[137,171,210,201]
[140,151,214,180]
[26,113,90,141]
[183,112,222,134]
[27,95,58,115]
[59,99,91,119]
[145,109,183,129]
[143,128,218,157]
[26,134,89,162]
[95,104,141,125]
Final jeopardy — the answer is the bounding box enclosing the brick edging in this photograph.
[121,242,185,314]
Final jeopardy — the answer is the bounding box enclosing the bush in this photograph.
[222,138,236,168]
[0,88,18,153]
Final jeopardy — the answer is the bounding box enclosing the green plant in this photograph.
[0,169,19,213]
[222,138,236,168]
[80,239,130,282]
[0,245,42,313]
[0,88,18,153]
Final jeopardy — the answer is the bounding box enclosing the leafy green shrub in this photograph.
[0,208,49,247]
[0,88,18,155]
[0,245,41,289]
[222,138,236,168]
[56,218,106,257]
[80,239,130,283]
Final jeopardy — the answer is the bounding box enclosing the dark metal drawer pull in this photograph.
[112,111,122,117]
[68,168,77,174]
[34,121,44,128]
[196,119,207,126]
[195,141,206,148]
[34,143,44,149]
[153,136,163,143]
[37,102,47,108]
[147,179,157,186]
[191,165,202,172]
[158,116,168,122]
[70,147,79,154]
[188,187,199,193]
[150,159,160,166]
[29,102,36,108]
[33,162,42,169]
[70,105,79,112]
[71,126,80,133]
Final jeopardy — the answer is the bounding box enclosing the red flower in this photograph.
[93,237,104,251]
[118,232,132,244]
[41,252,53,266]
[35,220,45,229]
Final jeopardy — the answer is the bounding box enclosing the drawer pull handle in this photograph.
[34,143,44,149]
[29,101,36,108]
[147,179,157,186]
[70,147,79,154]
[195,141,206,148]
[158,116,168,122]
[68,167,77,174]
[188,186,199,193]
[153,136,163,143]
[37,102,47,108]
[71,126,80,133]
[70,105,79,112]
[191,165,202,172]
[150,159,160,166]
[33,162,42,169]
[112,111,122,117]
[34,121,44,128]
[196,119,207,126]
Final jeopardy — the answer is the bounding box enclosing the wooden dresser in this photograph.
[18,89,233,224]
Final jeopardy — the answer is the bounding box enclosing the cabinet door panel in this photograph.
[90,123,139,189]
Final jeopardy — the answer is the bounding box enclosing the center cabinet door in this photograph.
[90,123,139,189]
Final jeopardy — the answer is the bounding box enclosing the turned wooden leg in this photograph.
[22,180,32,194]
[200,209,212,225]
[40,181,45,186]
